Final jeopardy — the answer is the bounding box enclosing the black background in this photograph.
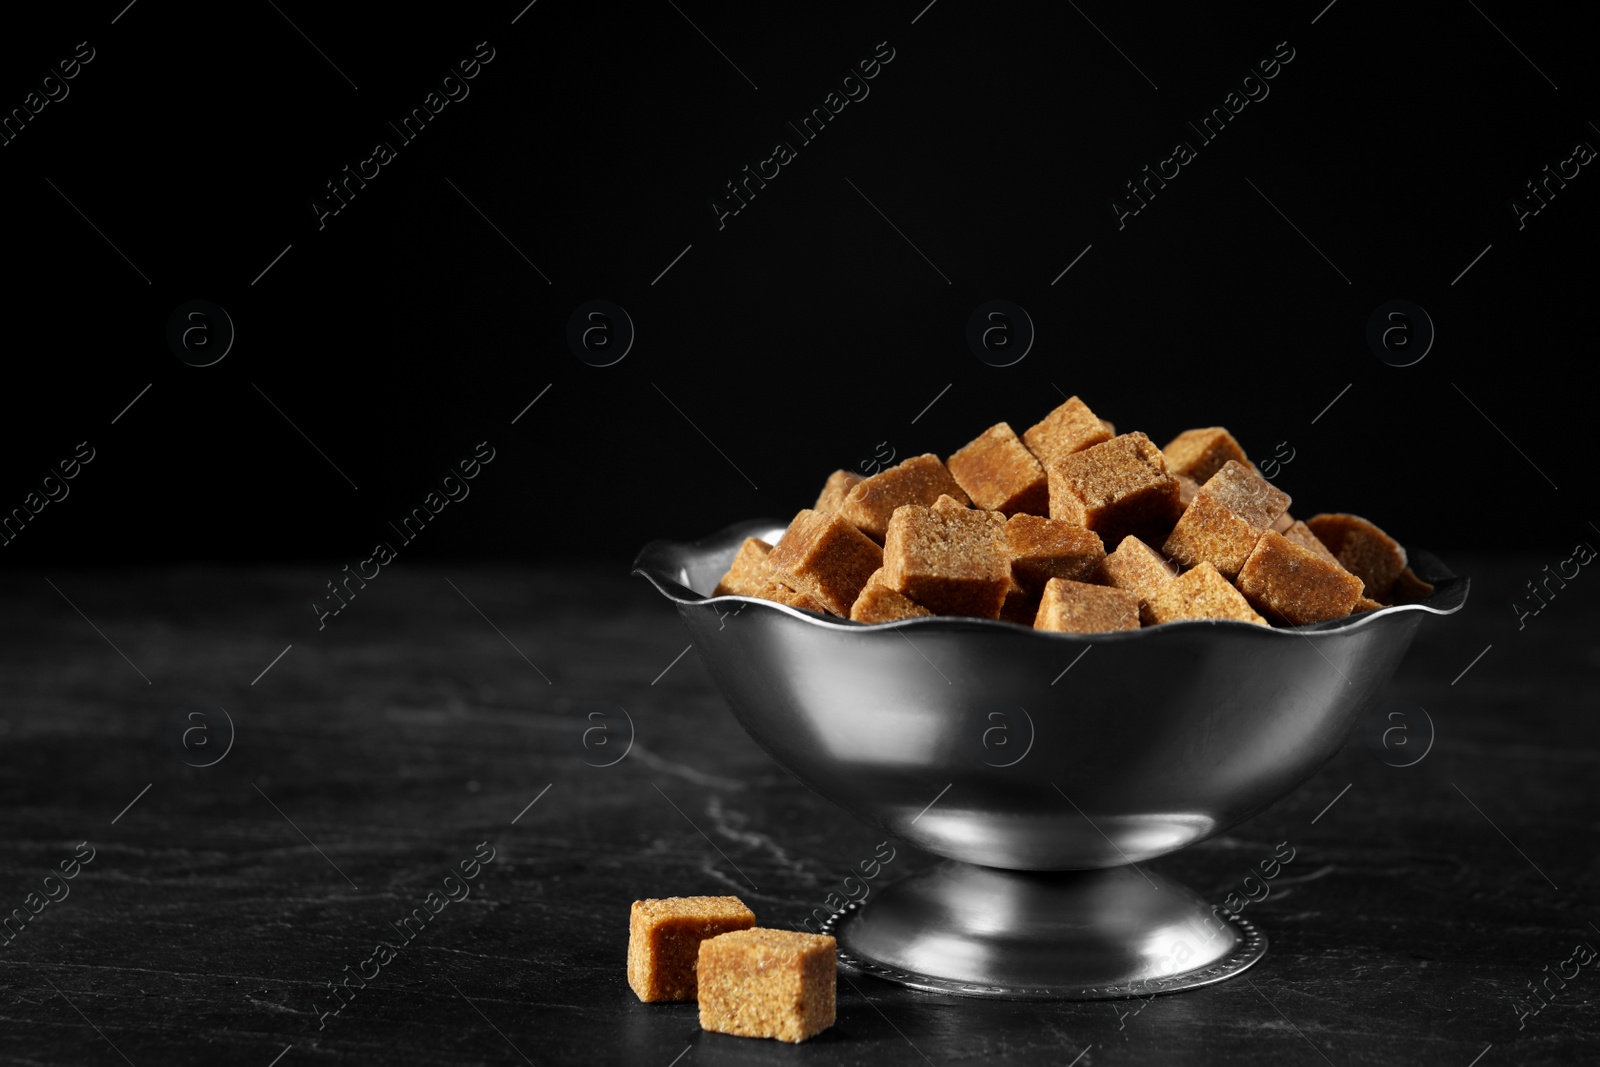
[1,1,1590,567]
[3,6,1598,1064]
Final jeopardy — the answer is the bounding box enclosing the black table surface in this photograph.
[1,557,1594,1066]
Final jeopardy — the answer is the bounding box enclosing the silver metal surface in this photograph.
[821,863,1266,1000]
[634,519,1467,997]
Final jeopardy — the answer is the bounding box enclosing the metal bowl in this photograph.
[634,519,1468,999]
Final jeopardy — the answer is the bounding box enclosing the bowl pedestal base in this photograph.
[823,861,1266,1000]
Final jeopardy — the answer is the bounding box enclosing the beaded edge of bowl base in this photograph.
[820,900,1268,1001]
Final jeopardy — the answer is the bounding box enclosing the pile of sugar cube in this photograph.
[716,395,1433,631]
[628,896,835,1043]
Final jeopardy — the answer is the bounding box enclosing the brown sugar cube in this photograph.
[1005,514,1106,593]
[1352,596,1385,613]
[813,470,863,515]
[1163,481,1190,527]
[947,422,1049,516]
[1161,427,1251,484]
[1144,561,1268,626]
[999,576,1041,625]
[1168,474,1202,531]
[1100,535,1178,625]
[1236,531,1366,625]
[766,581,831,614]
[1270,511,1295,534]
[932,493,968,511]
[882,505,1011,618]
[1022,395,1113,467]
[713,538,775,597]
[1391,566,1435,603]
[849,570,933,623]
[697,928,836,1043]
[1034,578,1140,634]
[1047,432,1180,547]
[628,896,755,1003]
[1100,418,1116,436]
[1199,461,1291,528]
[1163,461,1291,580]
[1279,520,1340,568]
[708,542,830,613]
[1304,514,1408,602]
[768,510,882,616]
[1163,488,1264,579]
[839,454,970,542]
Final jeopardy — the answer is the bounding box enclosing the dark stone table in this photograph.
[1,559,1594,1065]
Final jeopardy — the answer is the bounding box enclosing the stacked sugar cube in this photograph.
[715,395,1433,632]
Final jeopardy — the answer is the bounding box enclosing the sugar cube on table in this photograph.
[627,896,755,1003]
[697,928,836,1043]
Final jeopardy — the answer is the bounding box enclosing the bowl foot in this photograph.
[822,860,1265,1000]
